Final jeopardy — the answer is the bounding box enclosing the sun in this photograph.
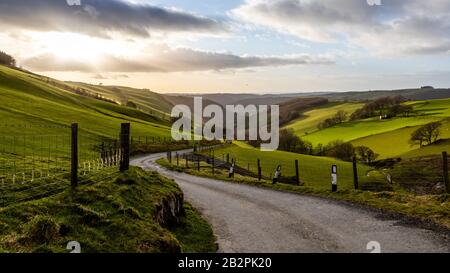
[30,32,119,62]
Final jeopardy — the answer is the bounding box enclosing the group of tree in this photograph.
[0,51,16,67]
[278,129,313,155]
[410,121,442,147]
[261,129,380,165]
[322,140,379,164]
[350,96,413,120]
[318,110,348,129]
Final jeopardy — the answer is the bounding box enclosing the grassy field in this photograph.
[285,98,450,158]
[67,82,174,119]
[285,102,363,136]
[400,139,450,159]
[0,167,216,253]
[202,144,376,190]
[349,117,450,159]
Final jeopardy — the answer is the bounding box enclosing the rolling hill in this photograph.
[284,97,450,159]
[0,65,172,139]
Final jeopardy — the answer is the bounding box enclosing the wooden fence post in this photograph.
[197,157,200,171]
[443,152,449,194]
[257,159,261,181]
[212,151,215,175]
[120,123,130,172]
[295,160,300,186]
[226,154,230,164]
[352,157,359,190]
[71,123,78,189]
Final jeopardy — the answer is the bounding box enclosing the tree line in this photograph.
[350,96,413,120]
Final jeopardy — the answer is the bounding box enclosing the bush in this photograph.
[324,140,354,161]
[318,110,348,129]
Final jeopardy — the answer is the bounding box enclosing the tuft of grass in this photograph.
[23,215,60,244]
[169,203,217,253]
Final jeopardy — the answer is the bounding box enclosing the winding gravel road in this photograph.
[131,152,449,253]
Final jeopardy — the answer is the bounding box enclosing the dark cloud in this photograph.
[0,0,226,38]
[22,46,334,73]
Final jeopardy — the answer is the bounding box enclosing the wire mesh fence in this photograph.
[0,123,131,207]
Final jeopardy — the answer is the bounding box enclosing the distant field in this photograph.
[351,119,450,159]
[400,139,450,159]
[289,99,450,154]
[68,82,173,118]
[207,144,373,190]
[285,102,363,136]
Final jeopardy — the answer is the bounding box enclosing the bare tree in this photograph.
[410,121,442,147]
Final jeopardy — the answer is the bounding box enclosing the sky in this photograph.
[1,0,450,93]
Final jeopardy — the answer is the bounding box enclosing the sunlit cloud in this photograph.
[231,0,450,55]
[22,44,334,73]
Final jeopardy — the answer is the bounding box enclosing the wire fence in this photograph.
[170,146,450,194]
[0,123,131,207]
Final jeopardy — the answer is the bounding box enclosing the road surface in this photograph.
[131,152,449,253]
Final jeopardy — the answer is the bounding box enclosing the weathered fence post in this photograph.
[71,123,78,189]
[257,159,262,181]
[331,165,337,192]
[443,152,449,194]
[197,157,200,171]
[176,153,179,166]
[295,160,300,186]
[120,123,130,172]
[212,150,215,175]
[352,157,359,190]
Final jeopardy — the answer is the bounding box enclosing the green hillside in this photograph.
[285,102,363,136]
[0,65,172,139]
[400,139,450,159]
[351,119,450,159]
[67,82,174,119]
[288,99,450,156]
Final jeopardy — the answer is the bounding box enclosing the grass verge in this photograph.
[169,203,217,253]
[0,166,216,253]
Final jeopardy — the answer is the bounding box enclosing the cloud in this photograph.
[0,0,226,38]
[22,45,334,73]
[231,0,450,55]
